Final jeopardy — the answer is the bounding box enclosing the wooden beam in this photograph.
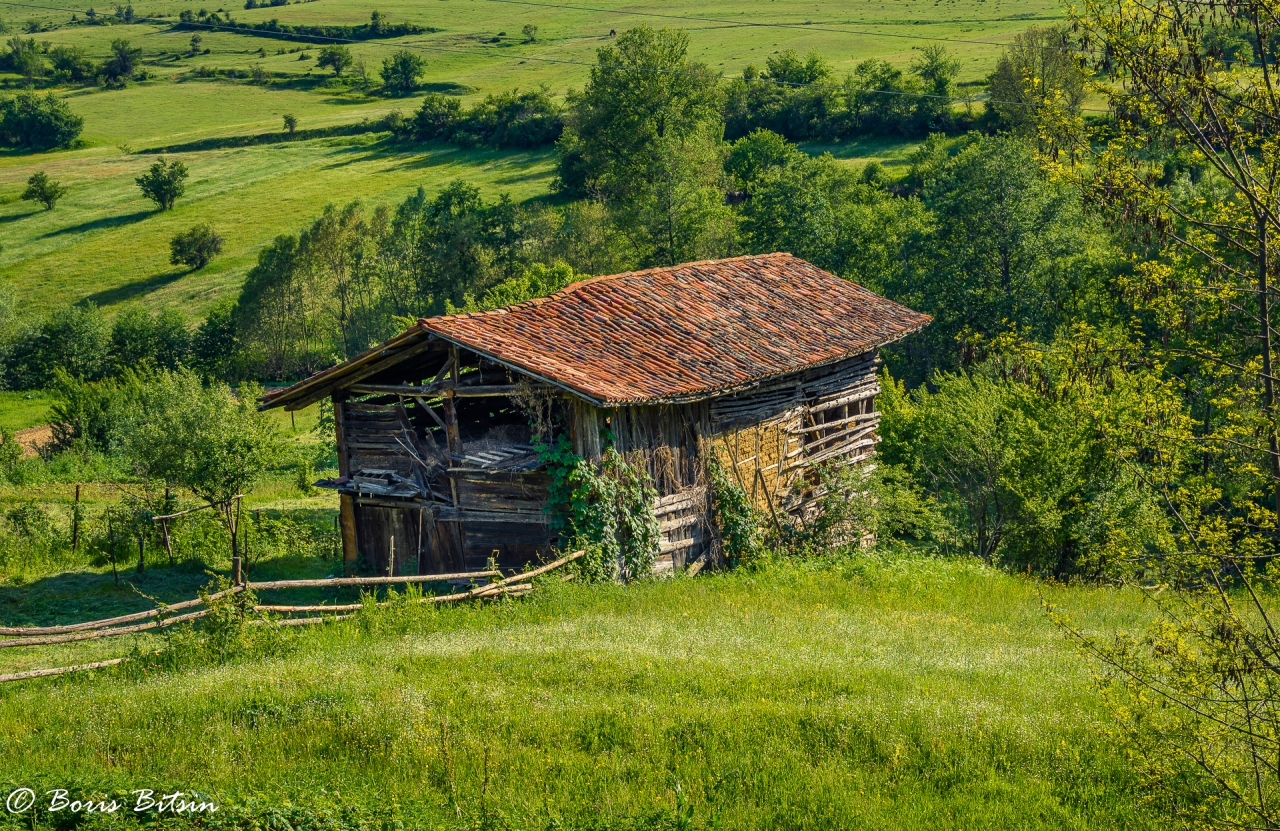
[339,495,358,571]
[278,336,439,412]
[350,383,549,398]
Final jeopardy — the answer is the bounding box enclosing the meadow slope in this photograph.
[0,556,1159,830]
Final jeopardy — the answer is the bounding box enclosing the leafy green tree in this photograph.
[910,44,960,131]
[609,131,735,266]
[878,339,1175,574]
[136,157,188,210]
[48,45,94,82]
[21,170,65,210]
[282,113,297,134]
[411,92,462,140]
[455,261,581,312]
[1066,0,1280,824]
[521,23,538,43]
[110,306,190,371]
[188,33,201,55]
[558,26,722,202]
[985,26,1086,156]
[6,35,43,81]
[724,128,802,187]
[5,304,110,389]
[117,369,280,558]
[47,368,137,451]
[316,44,352,75]
[101,38,140,84]
[0,90,83,150]
[764,49,830,85]
[889,135,1113,380]
[739,149,928,292]
[169,223,223,270]
[380,49,424,94]
[191,299,241,381]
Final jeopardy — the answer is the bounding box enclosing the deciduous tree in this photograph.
[136,156,187,210]
[21,170,65,210]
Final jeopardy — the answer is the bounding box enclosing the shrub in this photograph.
[542,437,659,581]
[136,157,188,210]
[282,113,297,134]
[707,455,763,567]
[48,44,94,82]
[0,429,20,482]
[47,368,138,452]
[109,306,191,371]
[409,86,562,148]
[21,171,65,210]
[100,38,140,85]
[380,49,424,94]
[170,223,224,269]
[317,44,351,75]
[0,90,84,150]
[5,304,111,390]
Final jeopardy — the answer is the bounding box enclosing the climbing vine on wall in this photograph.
[707,455,763,568]
[540,435,660,581]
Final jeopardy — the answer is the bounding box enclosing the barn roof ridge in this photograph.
[260,253,930,410]
[419,252,797,325]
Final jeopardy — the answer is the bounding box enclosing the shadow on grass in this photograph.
[85,268,187,307]
[0,561,225,628]
[0,545,466,628]
[0,208,41,224]
[40,210,152,239]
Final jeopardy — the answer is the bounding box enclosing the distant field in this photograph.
[0,554,1158,830]
[0,0,1064,318]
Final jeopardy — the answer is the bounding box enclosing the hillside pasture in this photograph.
[0,0,1063,317]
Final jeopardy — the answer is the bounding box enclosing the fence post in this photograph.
[231,555,242,586]
[389,535,395,577]
[137,533,145,573]
[160,518,174,567]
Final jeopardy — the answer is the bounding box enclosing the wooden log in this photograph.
[0,656,133,684]
[659,513,700,533]
[349,383,440,396]
[659,537,702,554]
[786,412,879,435]
[151,496,243,522]
[653,492,698,513]
[0,609,209,648]
[435,509,551,525]
[254,581,534,614]
[0,587,243,636]
[247,570,500,590]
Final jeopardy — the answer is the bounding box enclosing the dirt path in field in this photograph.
[13,424,52,459]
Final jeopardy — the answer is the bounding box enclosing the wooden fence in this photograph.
[0,551,583,683]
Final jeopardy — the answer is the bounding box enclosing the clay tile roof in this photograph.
[420,253,930,406]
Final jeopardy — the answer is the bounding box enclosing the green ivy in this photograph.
[707,455,763,568]
[540,435,660,581]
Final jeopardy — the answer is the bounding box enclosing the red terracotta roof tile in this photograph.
[421,253,930,405]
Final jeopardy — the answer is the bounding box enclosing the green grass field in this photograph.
[0,0,1064,318]
[0,554,1159,830]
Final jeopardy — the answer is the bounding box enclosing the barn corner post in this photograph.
[331,392,359,574]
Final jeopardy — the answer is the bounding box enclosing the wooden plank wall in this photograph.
[707,351,881,517]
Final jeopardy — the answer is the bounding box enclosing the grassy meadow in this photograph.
[0,0,1064,317]
[0,553,1161,830]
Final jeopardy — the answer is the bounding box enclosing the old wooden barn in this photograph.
[259,253,930,576]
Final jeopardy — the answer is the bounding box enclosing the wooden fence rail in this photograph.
[0,552,584,679]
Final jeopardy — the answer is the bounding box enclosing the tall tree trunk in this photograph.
[1260,216,1280,525]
